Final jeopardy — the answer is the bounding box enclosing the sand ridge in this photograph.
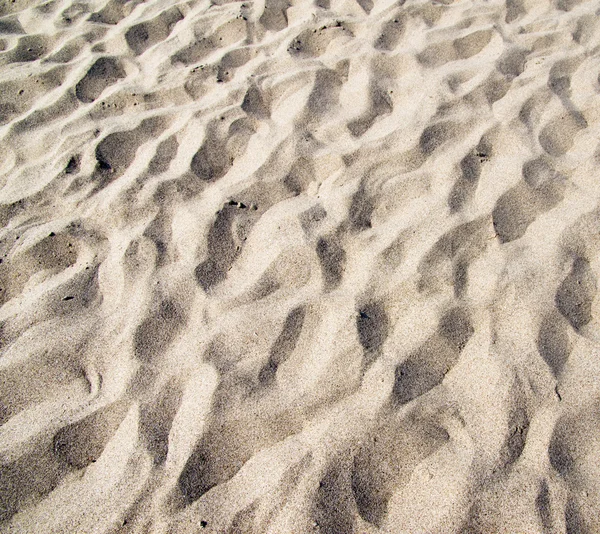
[0,0,600,532]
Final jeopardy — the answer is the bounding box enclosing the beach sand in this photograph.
[1,0,600,532]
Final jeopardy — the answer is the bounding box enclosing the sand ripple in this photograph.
[1,0,600,531]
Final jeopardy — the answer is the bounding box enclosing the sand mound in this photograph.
[1,0,600,532]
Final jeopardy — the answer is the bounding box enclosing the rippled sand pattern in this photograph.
[1,0,600,532]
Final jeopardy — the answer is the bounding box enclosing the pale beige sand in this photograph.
[0,0,600,532]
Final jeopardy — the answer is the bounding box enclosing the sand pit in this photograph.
[1,0,600,532]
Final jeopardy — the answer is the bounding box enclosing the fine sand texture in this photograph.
[1,0,600,532]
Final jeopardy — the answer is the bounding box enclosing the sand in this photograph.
[0,0,599,532]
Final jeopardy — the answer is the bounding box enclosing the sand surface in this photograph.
[1,0,600,532]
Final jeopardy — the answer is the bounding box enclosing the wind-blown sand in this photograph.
[1,0,600,532]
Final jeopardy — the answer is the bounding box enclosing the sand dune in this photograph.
[1,0,600,531]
